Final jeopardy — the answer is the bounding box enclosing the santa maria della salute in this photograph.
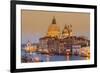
[37,16,90,55]
[46,16,72,38]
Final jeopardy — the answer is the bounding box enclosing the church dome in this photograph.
[62,24,68,34]
[47,17,60,37]
[62,24,69,38]
[62,24,72,38]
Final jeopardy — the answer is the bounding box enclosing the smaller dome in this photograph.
[62,24,72,38]
[62,24,68,34]
[62,24,69,38]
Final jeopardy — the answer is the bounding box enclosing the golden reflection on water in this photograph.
[66,56,70,61]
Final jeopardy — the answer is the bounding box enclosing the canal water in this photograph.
[21,48,88,63]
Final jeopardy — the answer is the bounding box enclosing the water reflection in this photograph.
[46,55,50,62]
[21,49,90,63]
[66,56,70,61]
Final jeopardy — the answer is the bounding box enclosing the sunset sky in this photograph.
[21,10,90,44]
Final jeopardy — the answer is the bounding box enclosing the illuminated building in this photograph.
[24,41,37,54]
[72,45,81,55]
[39,17,90,55]
[79,46,90,57]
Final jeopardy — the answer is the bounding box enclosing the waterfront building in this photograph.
[38,17,89,55]
[24,41,37,54]
[79,46,90,57]
[72,45,81,55]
